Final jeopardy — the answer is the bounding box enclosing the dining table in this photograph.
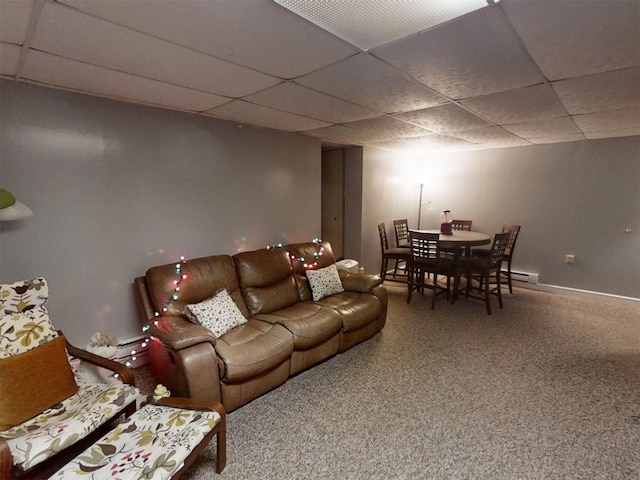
[417,230,492,250]
[413,229,492,261]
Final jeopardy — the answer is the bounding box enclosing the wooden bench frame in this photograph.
[154,397,227,477]
[0,335,137,480]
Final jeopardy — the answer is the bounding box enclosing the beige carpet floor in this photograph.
[137,284,640,479]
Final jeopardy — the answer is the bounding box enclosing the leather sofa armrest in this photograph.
[63,331,135,386]
[150,316,217,351]
[338,270,383,293]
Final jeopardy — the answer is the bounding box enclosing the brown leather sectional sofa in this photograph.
[135,241,388,412]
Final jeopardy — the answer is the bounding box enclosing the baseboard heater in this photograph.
[114,335,150,368]
[510,271,539,284]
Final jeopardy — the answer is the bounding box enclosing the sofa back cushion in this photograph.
[146,255,250,318]
[0,334,78,430]
[233,248,300,316]
[287,241,337,301]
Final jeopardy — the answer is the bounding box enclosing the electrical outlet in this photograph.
[565,254,575,264]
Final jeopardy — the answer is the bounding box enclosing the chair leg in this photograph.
[484,273,492,315]
[465,271,473,299]
[451,270,460,304]
[431,272,437,310]
[445,272,451,300]
[506,259,513,293]
[380,258,387,280]
[216,413,227,473]
[406,267,413,303]
[496,271,504,309]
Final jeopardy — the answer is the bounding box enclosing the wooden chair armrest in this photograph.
[0,437,13,480]
[153,396,226,416]
[62,333,135,386]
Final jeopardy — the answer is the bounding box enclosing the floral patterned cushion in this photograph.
[51,404,221,480]
[305,264,345,301]
[0,278,57,358]
[0,383,140,472]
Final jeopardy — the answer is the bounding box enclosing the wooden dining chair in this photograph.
[451,219,472,231]
[443,219,473,257]
[378,223,411,282]
[472,224,521,293]
[452,231,511,315]
[393,219,410,248]
[406,230,454,309]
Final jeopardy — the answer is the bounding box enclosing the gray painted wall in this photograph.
[0,81,321,345]
[361,138,640,299]
[342,146,363,264]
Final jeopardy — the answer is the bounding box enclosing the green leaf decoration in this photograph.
[141,451,177,480]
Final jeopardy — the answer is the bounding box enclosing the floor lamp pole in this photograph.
[417,183,424,230]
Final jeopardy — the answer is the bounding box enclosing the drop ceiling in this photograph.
[1,0,639,153]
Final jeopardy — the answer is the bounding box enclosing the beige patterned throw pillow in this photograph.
[185,289,247,338]
[0,278,57,359]
[305,264,344,301]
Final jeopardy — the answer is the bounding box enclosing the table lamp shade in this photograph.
[0,189,33,221]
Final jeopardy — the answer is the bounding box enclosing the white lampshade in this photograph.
[0,189,33,221]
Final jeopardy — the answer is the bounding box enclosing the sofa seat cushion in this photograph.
[51,403,221,480]
[312,291,382,333]
[255,303,342,350]
[215,320,293,383]
[0,383,140,471]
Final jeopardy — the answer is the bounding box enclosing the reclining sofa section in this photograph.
[135,241,388,412]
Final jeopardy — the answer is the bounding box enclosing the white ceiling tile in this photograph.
[302,124,381,144]
[21,50,229,112]
[205,100,331,132]
[552,67,640,115]
[0,0,32,45]
[342,115,431,140]
[460,84,567,125]
[0,42,21,76]
[502,0,640,80]
[573,107,640,135]
[583,128,640,140]
[502,116,581,139]
[375,134,478,152]
[452,126,532,148]
[32,2,280,98]
[393,104,489,133]
[274,0,488,51]
[295,53,446,114]
[372,7,544,99]
[244,82,380,124]
[60,0,358,79]
[527,133,586,145]
[2,0,637,152]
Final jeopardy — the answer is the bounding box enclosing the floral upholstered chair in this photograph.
[0,278,140,480]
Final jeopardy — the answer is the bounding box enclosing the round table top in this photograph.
[417,230,491,247]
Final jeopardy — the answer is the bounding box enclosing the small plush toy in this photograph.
[76,332,120,384]
[153,384,171,402]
